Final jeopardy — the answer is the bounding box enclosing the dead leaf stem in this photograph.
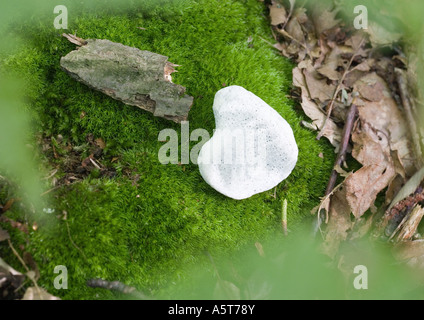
[325,103,358,196]
[315,102,357,234]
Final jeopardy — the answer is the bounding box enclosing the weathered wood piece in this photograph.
[60,34,193,123]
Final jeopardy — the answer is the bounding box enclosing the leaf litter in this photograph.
[266,0,424,266]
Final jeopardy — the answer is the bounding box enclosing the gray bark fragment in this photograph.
[60,38,193,123]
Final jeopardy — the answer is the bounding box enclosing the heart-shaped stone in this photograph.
[198,85,298,200]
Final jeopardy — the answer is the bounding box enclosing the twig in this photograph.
[42,168,58,180]
[40,186,60,197]
[281,0,296,30]
[282,198,288,236]
[7,239,30,273]
[87,278,152,300]
[314,102,358,235]
[259,36,276,48]
[324,102,358,196]
[276,28,312,59]
[62,33,87,46]
[317,37,365,140]
[89,158,101,169]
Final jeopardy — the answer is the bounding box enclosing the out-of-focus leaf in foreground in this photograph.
[0,77,41,210]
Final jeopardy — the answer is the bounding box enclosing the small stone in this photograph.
[198,86,298,200]
[60,37,193,123]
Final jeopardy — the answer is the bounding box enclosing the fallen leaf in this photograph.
[293,66,342,147]
[299,60,336,102]
[269,1,287,26]
[365,21,402,47]
[345,121,396,218]
[316,45,348,81]
[354,73,415,176]
[285,12,304,43]
[355,76,385,102]
[310,3,340,35]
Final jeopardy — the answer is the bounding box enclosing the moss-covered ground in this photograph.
[0,0,334,299]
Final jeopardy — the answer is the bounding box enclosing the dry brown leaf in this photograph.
[269,2,287,26]
[343,69,367,88]
[345,164,396,218]
[352,59,372,72]
[293,67,342,147]
[322,188,353,258]
[285,12,304,43]
[355,76,385,102]
[298,60,336,102]
[343,33,369,58]
[365,22,402,47]
[385,174,405,206]
[310,3,340,35]
[316,47,342,81]
[354,73,415,176]
[345,120,396,218]
[316,44,358,81]
[95,138,106,149]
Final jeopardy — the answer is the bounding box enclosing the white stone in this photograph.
[198,85,298,200]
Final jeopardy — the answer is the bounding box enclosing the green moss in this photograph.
[0,0,334,299]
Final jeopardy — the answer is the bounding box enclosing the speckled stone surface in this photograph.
[198,86,298,200]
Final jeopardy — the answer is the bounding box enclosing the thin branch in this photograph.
[282,198,288,236]
[324,102,358,196]
[281,0,296,30]
[7,239,29,273]
[62,33,87,46]
[314,102,358,235]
